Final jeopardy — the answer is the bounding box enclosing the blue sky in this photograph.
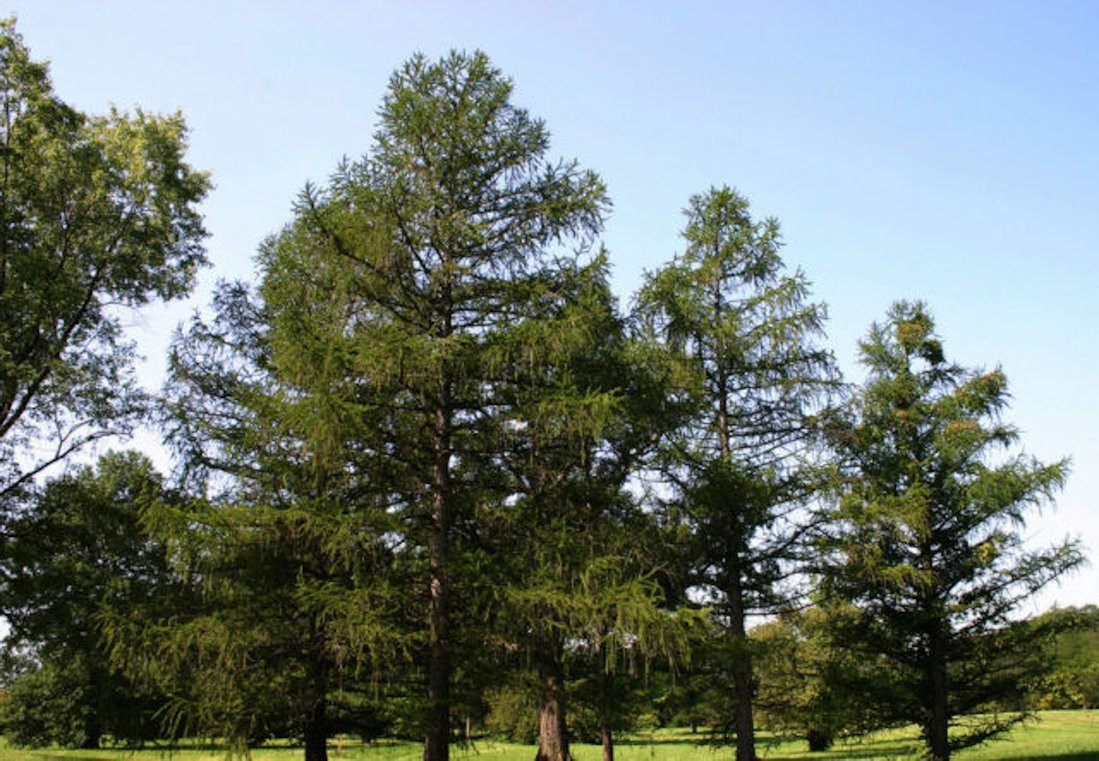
[8,0,1097,609]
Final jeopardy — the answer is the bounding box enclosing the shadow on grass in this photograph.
[758,747,1099,761]
[992,755,1099,761]
[758,746,920,760]
[616,737,715,746]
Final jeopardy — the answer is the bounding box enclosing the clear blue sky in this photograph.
[8,0,1097,610]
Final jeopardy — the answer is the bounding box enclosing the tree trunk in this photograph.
[596,642,613,761]
[806,728,833,752]
[926,631,950,761]
[536,664,571,761]
[304,657,330,761]
[717,338,755,761]
[728,571,756,761]
[304,710,329,761]
[425,397,452,761]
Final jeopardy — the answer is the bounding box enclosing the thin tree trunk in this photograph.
[716,314,755,761]
[597,644,613,761]
[728,569,756,761]
[425,390,452,761]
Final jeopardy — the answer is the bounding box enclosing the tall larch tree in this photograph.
[636,187,837,761]
[820,301,1084,761]
[296,51,608,761]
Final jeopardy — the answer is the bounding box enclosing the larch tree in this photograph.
[820,301,1084,761]
[137,230,405,761]
[635,187,837,761]
[482,256,695,761]
[290,50,608,761]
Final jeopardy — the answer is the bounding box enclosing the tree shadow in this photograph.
[992,754,1099,761]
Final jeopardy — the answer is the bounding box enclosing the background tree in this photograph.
[820,301,1084,761]
[478,255,696,761]
[1027,606,1099,710]
[751,606,904,752]
[0,18,209,512]
[635,186,837,761]
[118,233,405,761]
[0,452,181,748]
[297,50,609,761]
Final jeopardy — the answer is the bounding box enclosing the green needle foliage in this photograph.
[820,301,1085,761]
[480,257,700,761]
[287,50,609,761]
[131,257,406,760]
[636,187,838,761]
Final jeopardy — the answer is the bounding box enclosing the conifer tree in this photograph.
[636,187,837,761]
[481,257,693,761]
[291,51,608,761]
[821,301,1084,761]
[116,254,403,761]
[155,264,402,760]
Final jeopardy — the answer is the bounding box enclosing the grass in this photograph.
[1,711,1096,761]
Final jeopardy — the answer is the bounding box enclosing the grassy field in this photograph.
[2,711,1096,761]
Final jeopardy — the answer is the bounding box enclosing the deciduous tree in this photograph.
[0,19,208,511]
[297,50,608,761]
[0,452,181,748]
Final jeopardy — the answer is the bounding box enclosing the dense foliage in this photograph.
[0,453,181,748]
[819,302,1084,760]
[0,18,208,515]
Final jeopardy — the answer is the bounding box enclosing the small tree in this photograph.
[821,301,1084,761]
[130,260,404,761]
[752,606,903,751]
[0,452,180,748]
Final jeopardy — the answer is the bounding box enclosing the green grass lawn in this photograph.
[2,711,1096,761]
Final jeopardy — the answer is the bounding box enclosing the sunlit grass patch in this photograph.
[0,711,1096,761]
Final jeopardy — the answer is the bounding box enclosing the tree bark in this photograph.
[728,568,756,761]
[926,630,950,761]
[536,661,571,761]
[424,395,452,761]
[304,708,329,761]
[597,646,614,761]
[304,655,330,761]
